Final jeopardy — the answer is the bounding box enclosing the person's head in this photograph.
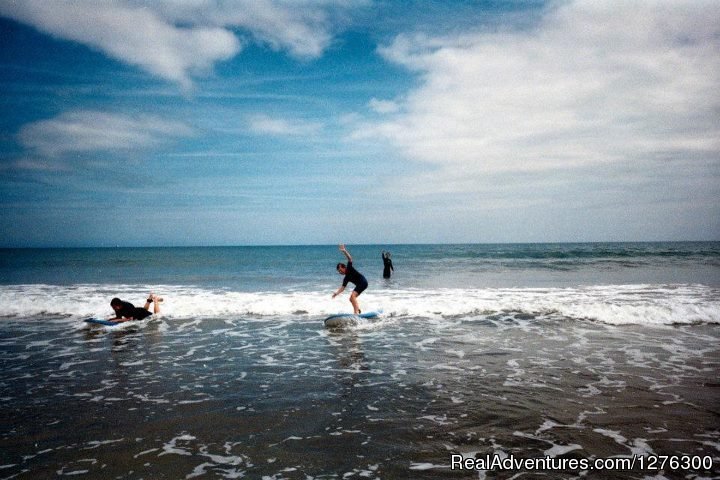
[336,263,347,275]
[110,297,123,311]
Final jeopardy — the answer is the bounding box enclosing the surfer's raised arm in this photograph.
[339,244,352,263]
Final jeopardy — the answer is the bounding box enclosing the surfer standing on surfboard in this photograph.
[332,244,368,314]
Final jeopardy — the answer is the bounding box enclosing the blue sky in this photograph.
[1,0,718,247]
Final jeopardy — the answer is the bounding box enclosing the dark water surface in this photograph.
[1,314,718,479]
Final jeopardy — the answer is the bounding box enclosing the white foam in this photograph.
[544,443,582,457]
[0,283,717,326]
[594,429,656,456]
[409,462,444,470]
[159,434,196,456]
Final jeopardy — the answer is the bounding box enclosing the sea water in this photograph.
[0,243,718,479]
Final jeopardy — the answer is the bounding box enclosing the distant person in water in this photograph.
[382,250,394,279]
[109,293,162,323]
[332,244,368,314]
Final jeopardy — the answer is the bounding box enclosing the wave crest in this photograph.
[0,283,717,326]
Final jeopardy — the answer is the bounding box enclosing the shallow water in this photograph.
[1,313,718,479]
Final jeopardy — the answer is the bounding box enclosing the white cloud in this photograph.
[247,114,323,136]
[0,0,361,88]
[0,0,240,90]
[150,0,350,59]
[359,0,720,185]
[369,98,400,114]
[18,110,194,157]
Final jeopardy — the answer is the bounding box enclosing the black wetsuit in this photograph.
[343,261,368,295]
[114,301,152,320]
[382,253,394,278]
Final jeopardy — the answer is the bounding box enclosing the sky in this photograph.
[0,0,718,247]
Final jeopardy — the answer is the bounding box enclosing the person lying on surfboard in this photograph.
[109,293,162,323]
[332,244,368,314]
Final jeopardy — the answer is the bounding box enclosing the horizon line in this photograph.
[1,240,719,249]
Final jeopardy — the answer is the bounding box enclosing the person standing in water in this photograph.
[381,250,394,279]
[332,244,368,314]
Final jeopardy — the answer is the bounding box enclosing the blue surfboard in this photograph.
[84,318,122,326]
[324,310,381,328]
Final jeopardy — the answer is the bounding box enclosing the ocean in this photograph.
[0,243,718,479]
